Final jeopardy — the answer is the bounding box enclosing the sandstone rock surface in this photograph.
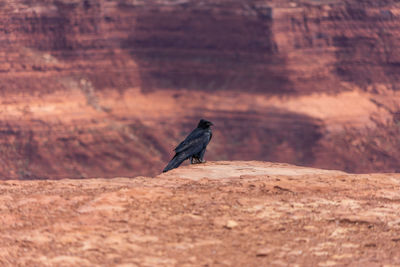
[1,161,400,266]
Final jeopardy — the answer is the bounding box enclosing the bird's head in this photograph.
[197,119,214,129]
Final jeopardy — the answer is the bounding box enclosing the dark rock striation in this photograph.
[0,0,400,178]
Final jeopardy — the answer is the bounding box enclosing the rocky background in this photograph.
[1,0,400,179]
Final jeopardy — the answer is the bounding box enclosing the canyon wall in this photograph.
[0,0,400,178]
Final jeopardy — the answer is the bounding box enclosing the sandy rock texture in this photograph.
[1,161,400,266]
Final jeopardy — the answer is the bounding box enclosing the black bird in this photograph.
[163,119,213,172]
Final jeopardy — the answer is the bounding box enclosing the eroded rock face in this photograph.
[1,162,399,265]
[1,0,400,178]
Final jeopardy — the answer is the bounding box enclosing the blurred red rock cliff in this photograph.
[1,0,400,178]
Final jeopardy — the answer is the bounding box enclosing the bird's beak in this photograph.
[210,122,214,126]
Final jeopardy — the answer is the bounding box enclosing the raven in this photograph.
[163,119,213,172]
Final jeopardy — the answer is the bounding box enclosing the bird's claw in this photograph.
[191,158,206,164]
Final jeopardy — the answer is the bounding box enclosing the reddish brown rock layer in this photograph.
[0,1,400,178]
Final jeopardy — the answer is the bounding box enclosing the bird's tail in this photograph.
[163,153,187,173]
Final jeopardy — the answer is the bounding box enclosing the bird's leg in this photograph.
[197,148,207,163]
[191,156,200,164]
[190,148,208,165]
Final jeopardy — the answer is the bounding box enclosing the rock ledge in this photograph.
[1,161,399,266]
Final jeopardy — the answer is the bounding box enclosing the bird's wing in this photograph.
[174,128,203,152]
[174,130,211,154]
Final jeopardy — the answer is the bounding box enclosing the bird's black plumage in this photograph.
[163,119,213,172]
